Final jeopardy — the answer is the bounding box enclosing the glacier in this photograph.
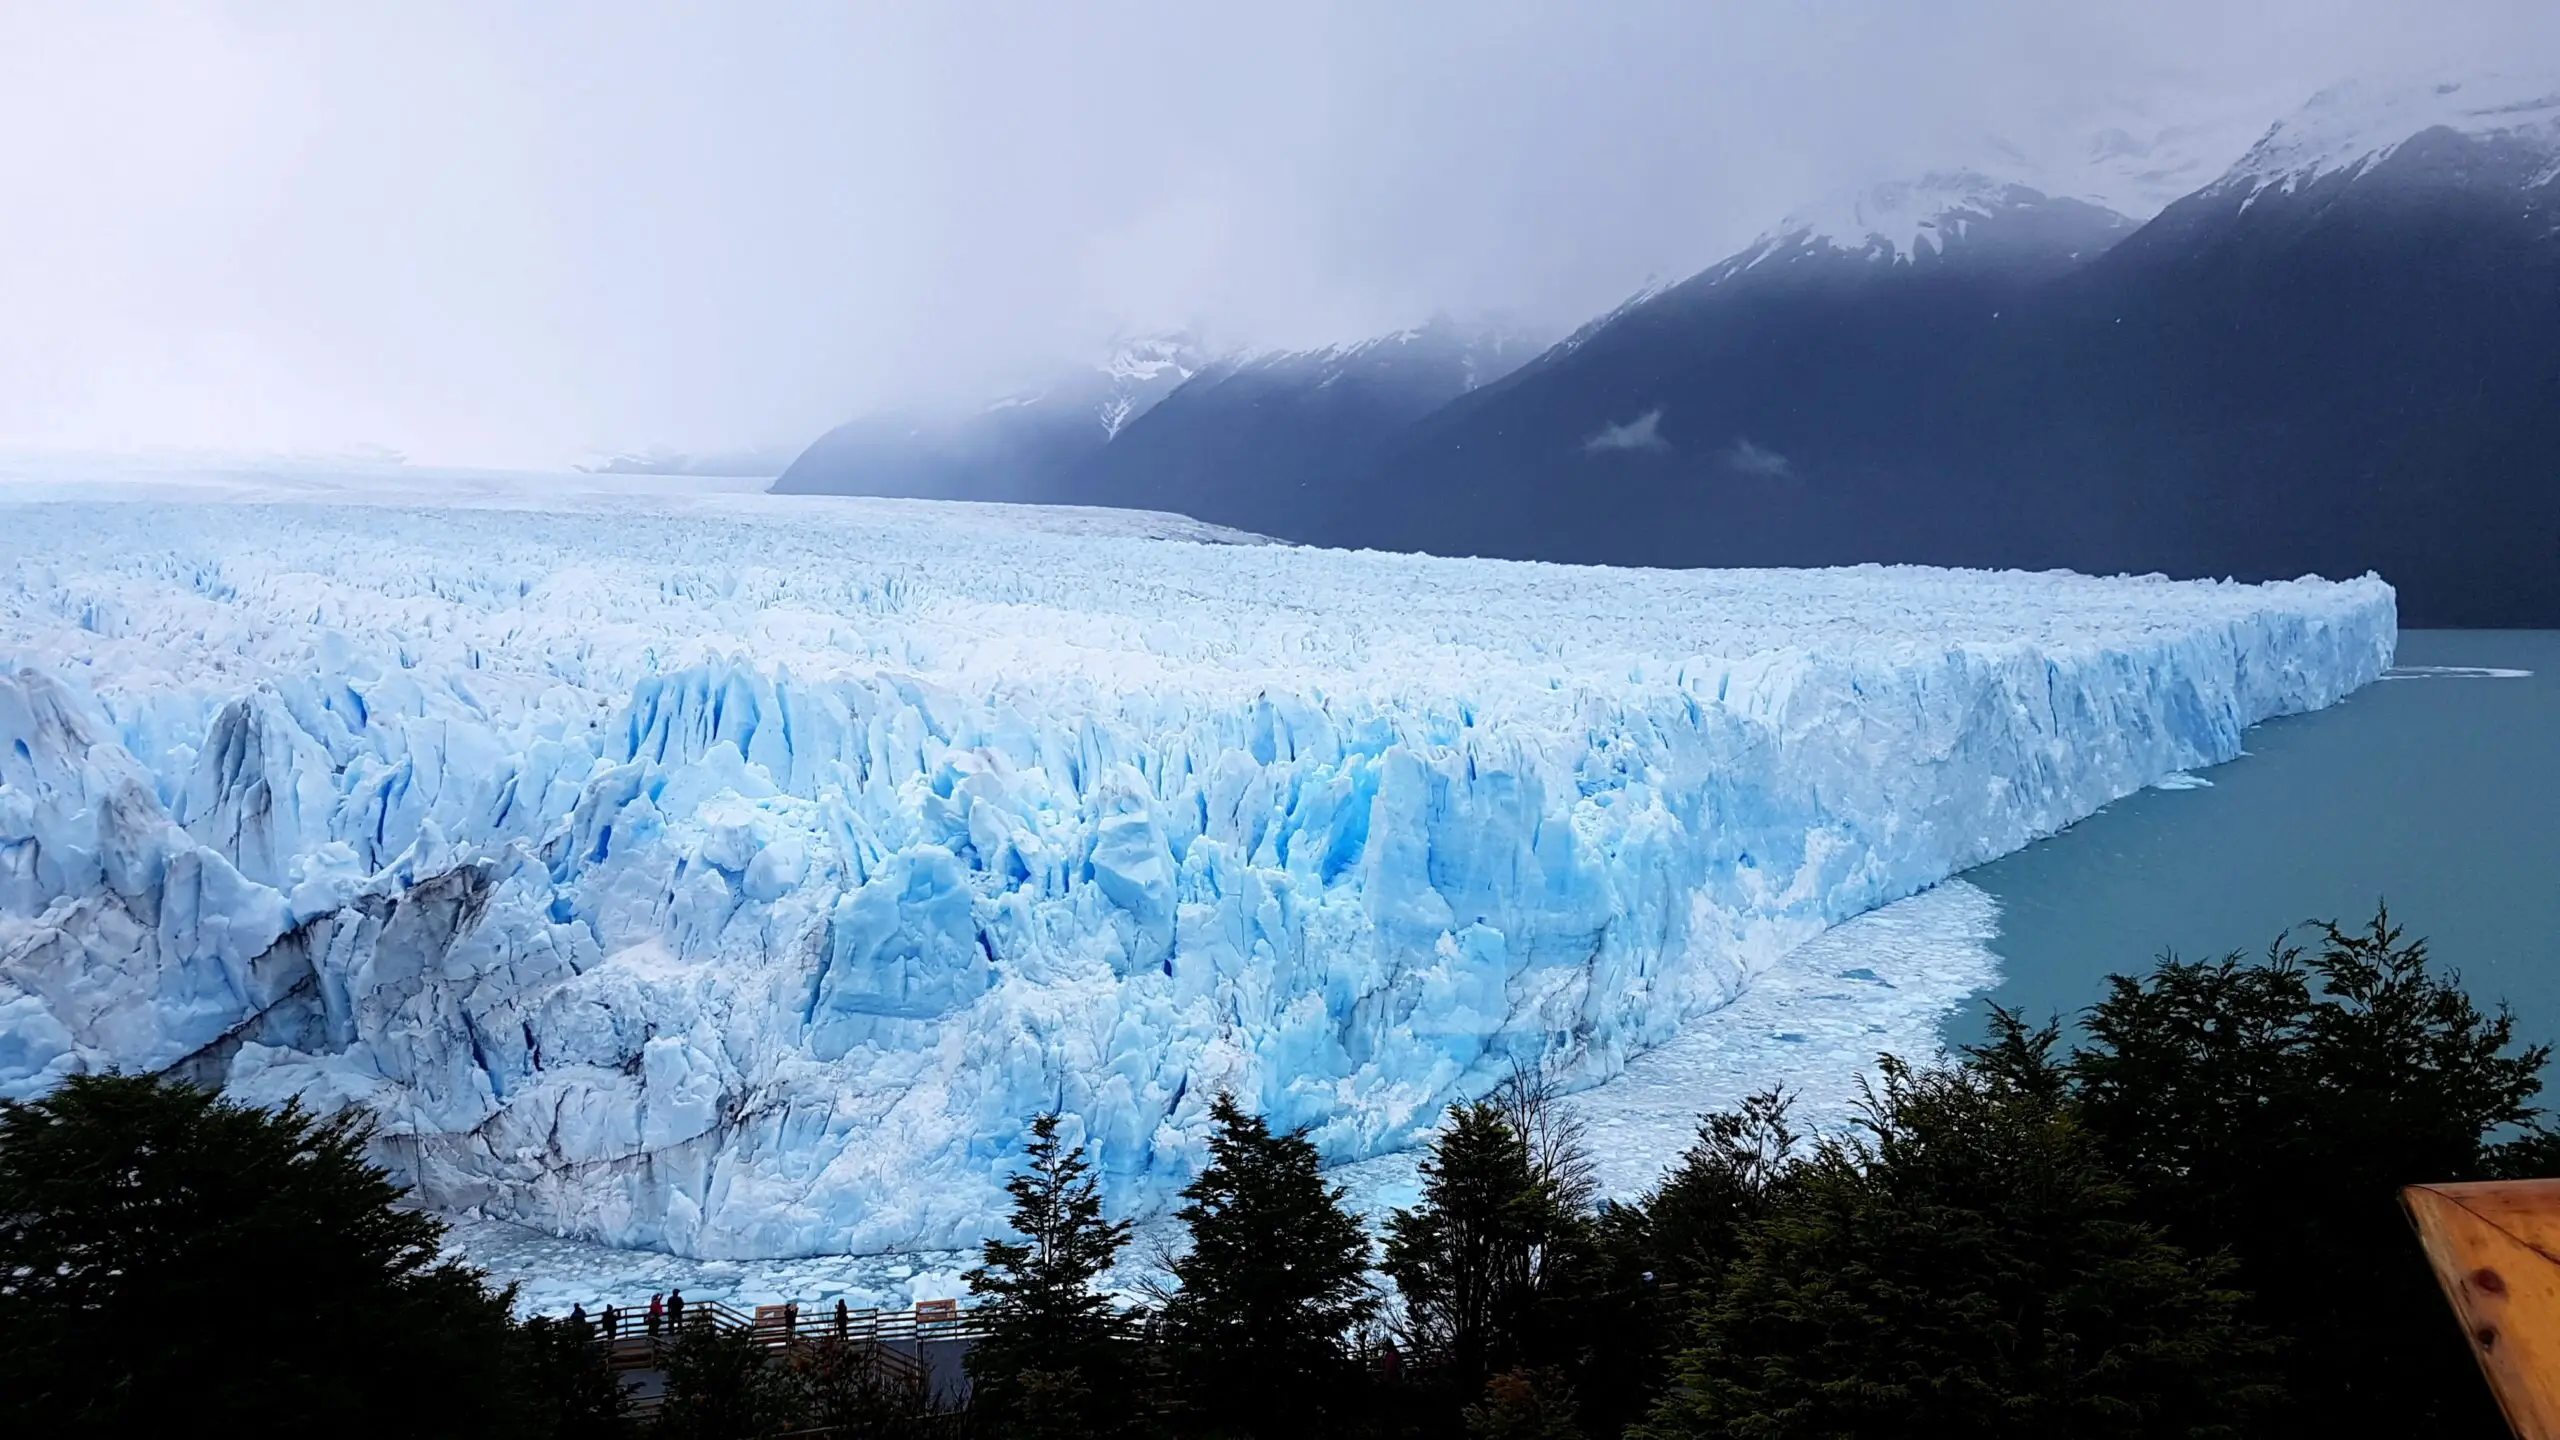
[454,879,2007,1318]
[0,472,2396,1258]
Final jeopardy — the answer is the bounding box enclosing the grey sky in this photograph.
[2,1,2552,468]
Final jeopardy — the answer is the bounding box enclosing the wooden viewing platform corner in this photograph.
[2406,1177,2560,1440]
[551,1296,987,1416]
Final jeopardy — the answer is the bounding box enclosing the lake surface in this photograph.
[1954,630,2560,1049]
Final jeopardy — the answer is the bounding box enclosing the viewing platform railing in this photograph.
[549,1297,986,1414]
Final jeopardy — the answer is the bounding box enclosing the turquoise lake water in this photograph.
[1953,630,2560,1050]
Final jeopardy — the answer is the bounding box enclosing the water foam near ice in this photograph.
[0,470,2396,1261]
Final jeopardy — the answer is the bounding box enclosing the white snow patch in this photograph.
[1764,170,2063,264]
[1724,439,1791,478]
[1095,334,1207,437]
[1583,409,1668,454]
[2218,73,2560,198]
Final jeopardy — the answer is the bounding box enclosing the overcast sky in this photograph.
[2,2,2553,469]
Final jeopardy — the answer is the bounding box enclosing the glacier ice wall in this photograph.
[0,489,2396,1257]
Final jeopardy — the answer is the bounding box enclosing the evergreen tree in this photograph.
[1644,1086,1799,1293]
[1383,1098,1592,1393]
[0,1073,528,1437]
[1644,1035,2272,1439]
[1160,1092,1377,1437]
[964,1111,1144,1438]
[521,1312,637,1438]
[657,1318,806,1439]
[2073,907,2553,1437]
[1577,1087,1801,1436]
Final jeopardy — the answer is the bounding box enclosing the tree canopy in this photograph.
[8,904,2547,1440]
[964,1110,1145,1438]
[2072,909,2551,1437]
[1643,1033,2272,1439]
[1161,1092,1377,1437]
[0,1073,528,1437]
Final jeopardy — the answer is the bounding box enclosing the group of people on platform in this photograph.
[562,1291,871,1343]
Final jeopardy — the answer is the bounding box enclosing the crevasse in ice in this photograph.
[0,488,2396,1257]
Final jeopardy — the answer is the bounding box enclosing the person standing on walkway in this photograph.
[668,1290,685,1329]
[648,1293,664,1336]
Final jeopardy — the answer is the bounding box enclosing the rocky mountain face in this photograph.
[1334,77,2560,625]
[771,323,1539,527]
[770,335,1206,503]
[776,77,2560,624]
[1321,176,2149,568]
[1057,318,1540,539]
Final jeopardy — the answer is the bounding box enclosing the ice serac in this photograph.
[0,491,2397,1258]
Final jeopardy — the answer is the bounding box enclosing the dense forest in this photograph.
[3,908,2548,1438]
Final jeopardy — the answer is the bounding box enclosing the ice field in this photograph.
[0,467,2396,1259]
[453,877,2004,1314]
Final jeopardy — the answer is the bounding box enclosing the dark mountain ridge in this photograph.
[771,335,1204,503]
[1056,318,1537,539]
[1337,119,2560,625]
[772,79,2560,624]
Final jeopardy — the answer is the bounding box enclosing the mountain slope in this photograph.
[1323,175,2141,567]
[771,336,1203,502]
[1332,78,2560,625]
[2017,81,2560,623]
[1060,318,1537,538]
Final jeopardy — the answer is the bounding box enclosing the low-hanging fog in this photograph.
[2,0,2552,469]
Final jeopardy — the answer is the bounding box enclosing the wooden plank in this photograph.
[2405,1178,2560,1440]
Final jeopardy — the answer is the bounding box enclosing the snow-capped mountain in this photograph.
[2212,74,2560,201]
[1062,317,1539,536]
[774,319,1537,532]
[1304,74,2560,625]
[771,332,1210,502]
[1365,153,2132,457]
[2065,120,2255,218]
[775,73,2560,624]
[1164,320,1536,409]
[1738,170,2135,271]
[979,331,1209,441]
[1094,333,1205,437]
[1703,107,2266,278]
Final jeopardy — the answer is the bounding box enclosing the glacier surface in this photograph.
[452,878,2005,1317]
[0,474,2396,1258]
